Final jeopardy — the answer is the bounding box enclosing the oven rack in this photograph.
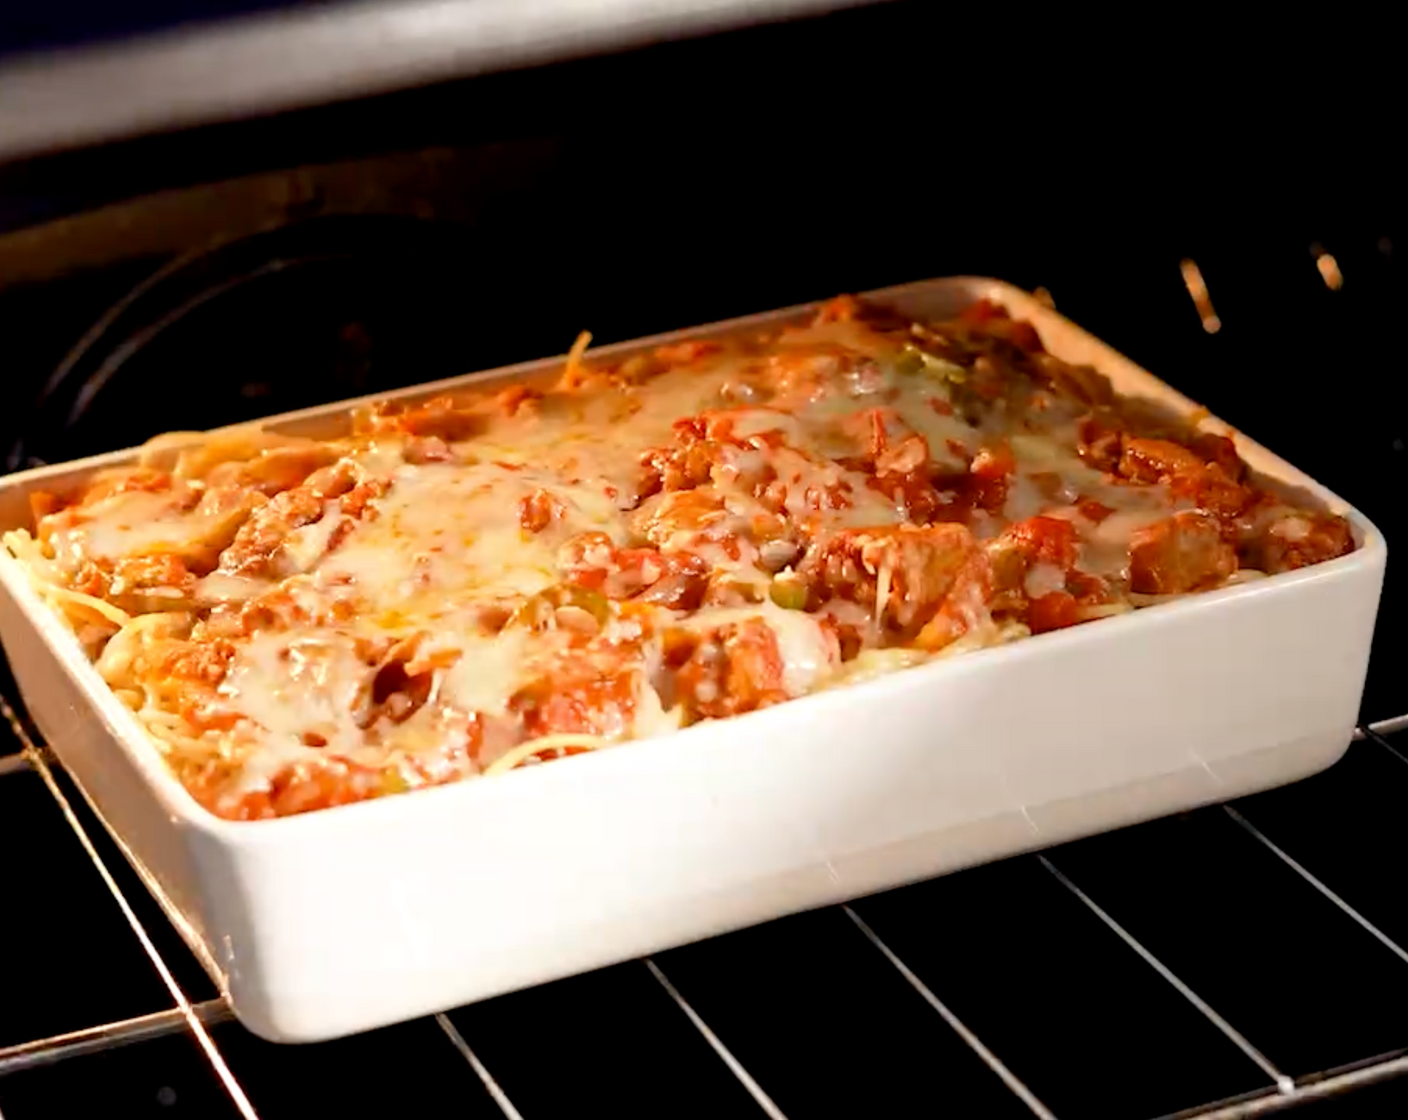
[3,689,1408,1120]
[0,225,1402,1117]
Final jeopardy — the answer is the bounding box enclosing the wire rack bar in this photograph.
[644,958,790,1120]
[3,700,1408,1119]
[1162,1049,1408,1120]
[1365,726,1408,767]
[1037,854,1293,1094]
[434,1014,525,1120]
[0,1000,232,1078]
[841,904,1058,1120]
[0,695,261,1120]
[1368,714,1408,738]
[1221,804,1408,967]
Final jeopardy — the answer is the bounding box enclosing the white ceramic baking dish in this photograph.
[0,277,1386,1043]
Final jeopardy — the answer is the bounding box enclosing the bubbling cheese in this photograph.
[320,461,624,609]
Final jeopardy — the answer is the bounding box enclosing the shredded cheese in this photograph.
[3,530,133,625]
[481,734,609,777]
[872,558,893,645]
[563,330,593,387]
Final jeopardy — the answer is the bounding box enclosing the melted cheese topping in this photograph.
[47,489,198,566]
[320,462,622,608]
[7,295,1355,820]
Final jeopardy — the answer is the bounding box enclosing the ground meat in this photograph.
[558,531,710,607]
[1242,511,1355,574]
[1077,414,1124,472]
[403,435,456,464]
[671,618,788,719]
[631,490,730,547]
[1113,436,1253,521]
[965,443,1016,514]
[1002,515,1079,569]
[219,488,327,576]
[1027,591,1081,634]
[1118,437,1206,483]
[359,395,483,441]
[801,522,985,638]
[1128,512,1238,594]
[510,666,638,739]
[205,445,339,496]
[109,553,197,607]
[518,488,568,533]
[639,437,728,496]
[156,639,236,686]
[217,462,382,577]
[207,758,385,820]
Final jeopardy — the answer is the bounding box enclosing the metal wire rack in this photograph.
[0,230,1403,1118]
[4,696,1408,1119]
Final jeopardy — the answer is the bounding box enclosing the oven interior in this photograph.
[0,5,1404,1116]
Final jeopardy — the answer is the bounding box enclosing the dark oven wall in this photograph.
[0,0,1402,717]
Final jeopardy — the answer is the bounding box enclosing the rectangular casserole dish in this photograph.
[0,276,1385,1043]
